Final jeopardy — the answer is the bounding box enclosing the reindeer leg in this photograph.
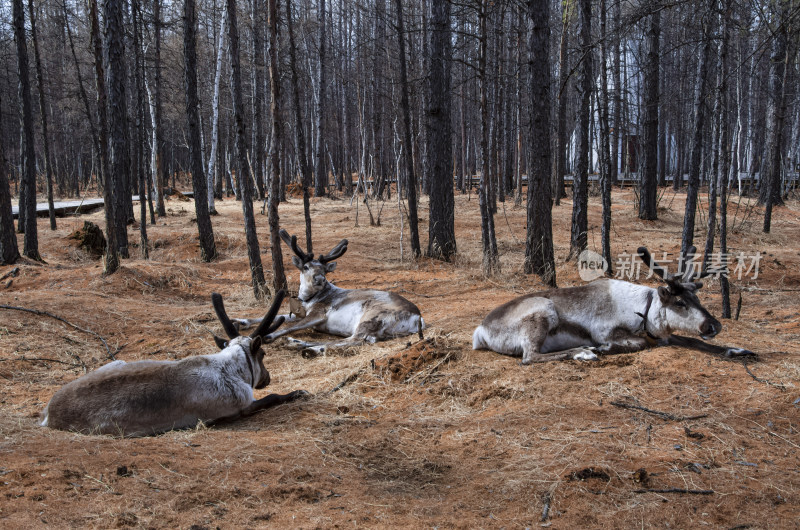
[592,331,651,356]
[519,313,599,364]
[205,390,309,428]
[289,336,366,358]
[233,313,296,330]
[666,335,756,358]
[264,313,328,341]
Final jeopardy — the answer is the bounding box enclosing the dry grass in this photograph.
[0,188,798,527]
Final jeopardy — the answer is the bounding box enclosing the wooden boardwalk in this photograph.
[10,193,193,219]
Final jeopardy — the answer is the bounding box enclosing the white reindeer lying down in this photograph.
[473,247,754,364]
[40,291,307,437]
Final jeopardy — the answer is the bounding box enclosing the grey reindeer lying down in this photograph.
[473,247,755,364]
[41,291,307,437]
[234,230,424,357]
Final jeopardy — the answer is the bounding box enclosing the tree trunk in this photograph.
[639,9,660,220]
[0,92,21,264]
[525,0,556,286]
[598,0,613,275]
[104,0,130,260]
[228,0,266,297]
[393,0,421,258]
[251,0,265,201]
[183,0,217,262]
[478,2,498,275]
[314,0,328,197]
[267,0,287,294]
[153,0,167,218]
[681,10,712,256]
[717,0,731,317]
[761,1,790,229]
[13,0,42,261]
[554,1,570,204]
[132,0,148,258]
[426,0,456,261]
[285,0,314,254]
[569,0,591,259]
[207,11,227,214]
[89,0,117,273]
[27,0,56,231]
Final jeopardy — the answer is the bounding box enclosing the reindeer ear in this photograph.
[251,336,262,353]
[213,335,228,349]
[291,256,304,269]
[657,286,673,303]
[324,261,337,273]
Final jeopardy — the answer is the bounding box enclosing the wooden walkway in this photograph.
[11,193,193,219]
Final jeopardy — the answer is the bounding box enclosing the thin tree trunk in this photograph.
[13,0,42,261]
[0,92,21,264]
[267,0,287,294]
[251,0,265,201]
[639,9,660,220]
[228,0,266,296]
[207,10,227,214]
[285,0,314,254]
[569,0,591,259]
[555,0,570,204]
[525,0,555,285]
[132,0,148,258]
[598,0,613,275]
[717,1,731,317]
[393,0,421,258]
[681,10,712,256]
[478,1,498,274]
[314,0,328,197]
[89,0,117,273]
[184,0,217,262]
[153,0,166,218]
[27,0,56,230]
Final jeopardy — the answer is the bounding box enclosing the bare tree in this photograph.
[681,8,713,256]
[639,6,660,221]
[27,0,56,230]
[314,0,328,198]
[228,0,266,297]
[0,94,20,265]
[207,10,227,215]
[152,0,167,218]
[183,0,217,262]
[267,0,287,294]
[104,0,131,259]
[285,0,314,254]
[524,0,556,286]
[393,0,421,259]
[426,0,456,261]
[569,0,591,260]
[13,0,42,261]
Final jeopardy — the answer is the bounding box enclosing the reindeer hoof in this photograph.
[725,347,755,358]
[301,347,325,359]
[573,350,599,361]
[289,389,310,401]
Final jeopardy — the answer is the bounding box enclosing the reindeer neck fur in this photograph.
[212,336,261,389]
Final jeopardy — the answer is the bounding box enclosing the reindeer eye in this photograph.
[303,265,309,271]
[675,300,686,309]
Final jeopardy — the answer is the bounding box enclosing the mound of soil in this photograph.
[67,221,106,258]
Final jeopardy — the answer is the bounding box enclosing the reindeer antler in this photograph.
[211,293,240,339]
[637,247,675,281]
[319,239,349,264]
[279,229,313,263]
[250,289,287,338]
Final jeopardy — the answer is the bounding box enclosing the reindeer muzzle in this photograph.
[700,318,721,340]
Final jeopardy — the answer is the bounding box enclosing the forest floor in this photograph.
[1,185,799,528]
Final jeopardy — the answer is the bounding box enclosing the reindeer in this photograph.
[234,230,424,356]
[40,291,307,437]
[472,247,754,364]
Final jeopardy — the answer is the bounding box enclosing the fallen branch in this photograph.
[611,401,707,421]
[0,267,19,282]
[742,361,786,392]
[0,304,114,361]
[634,488,713,495]
[541,492,551,522]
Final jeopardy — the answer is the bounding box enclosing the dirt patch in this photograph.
[1,188,799,528]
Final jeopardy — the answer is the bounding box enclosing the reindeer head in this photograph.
[637,247,721,339]
[279,229,348,302]
[211,290,287,389]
